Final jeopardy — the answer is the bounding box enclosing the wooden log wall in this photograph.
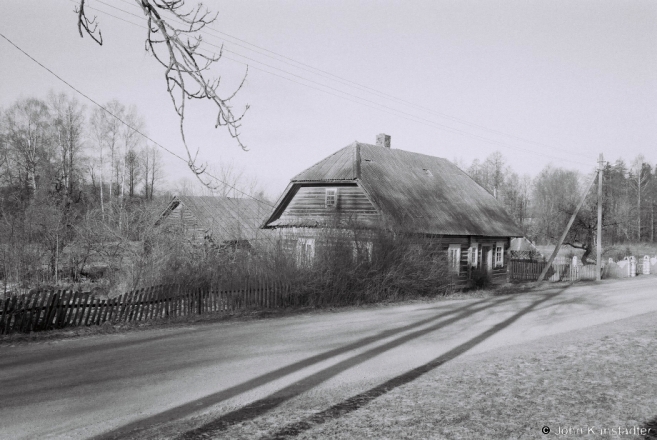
[0,280,294,335]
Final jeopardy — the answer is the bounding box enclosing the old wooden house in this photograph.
[155,195,273,249]
[262,134,523,285]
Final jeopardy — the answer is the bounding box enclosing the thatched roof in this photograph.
[265,142,523,237]
[156,195,273,243]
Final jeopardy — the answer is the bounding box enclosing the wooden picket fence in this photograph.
[0,280,295,335]
[508,260,601,282]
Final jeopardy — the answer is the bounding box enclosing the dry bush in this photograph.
[146,223,453,308]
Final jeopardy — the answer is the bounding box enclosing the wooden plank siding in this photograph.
[278,184,378,221]
[158,202,207,242]
[273,231,510,289]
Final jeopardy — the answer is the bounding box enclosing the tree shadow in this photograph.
[171,291,555,440]
[0,332,179,370]
[257,288,566,439]
[643,416,657,439]
[96,295,516,439]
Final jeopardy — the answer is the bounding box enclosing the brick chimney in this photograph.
[376,133,391,148]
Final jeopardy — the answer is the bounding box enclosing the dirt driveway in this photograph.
[1,277,656,439]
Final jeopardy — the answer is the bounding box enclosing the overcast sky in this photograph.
[1,0,655,199]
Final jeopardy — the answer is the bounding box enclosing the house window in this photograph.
[296,238,315,265]
[448,244,461,274]
[407,243,422,261]
[468,244,478,268]
[495,242,504,267]
[325,188,337,208]
[352,241,373,263]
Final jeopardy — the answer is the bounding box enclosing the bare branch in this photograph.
[75,0,103,45]
[75,0,249,188]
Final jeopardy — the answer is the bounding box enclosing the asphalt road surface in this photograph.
[1,277,656,439]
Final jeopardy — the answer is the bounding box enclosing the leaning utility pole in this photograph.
[596,154,604,281]
[537,170,598,283]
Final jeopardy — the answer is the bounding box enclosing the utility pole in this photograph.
[537,171,598,283]
[596,154,604,281]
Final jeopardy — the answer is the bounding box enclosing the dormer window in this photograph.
[325,188,337,208]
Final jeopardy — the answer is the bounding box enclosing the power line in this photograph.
[78,1,594,168]
[0,32,275,209]
[109,0,594,162]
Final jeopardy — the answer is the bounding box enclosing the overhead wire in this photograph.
[0,30,279,250]
[0,25,279,253]
[77,1,595,168]
[108,0,595,163]
[0,32,275,210]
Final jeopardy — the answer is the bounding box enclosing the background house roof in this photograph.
[157,195,273,242]
[269,142,524,237]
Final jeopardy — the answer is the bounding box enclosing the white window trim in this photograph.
[448,244,461,274]
[468,243,479,268]
[325,188,337,209]
[495,241,505,268]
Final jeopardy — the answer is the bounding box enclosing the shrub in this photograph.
[469,268,491,290]
[148,224,453,307]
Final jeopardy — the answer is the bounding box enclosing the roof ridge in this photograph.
[292,142,358,182]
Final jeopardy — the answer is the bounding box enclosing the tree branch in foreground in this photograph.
[76,0,249,188]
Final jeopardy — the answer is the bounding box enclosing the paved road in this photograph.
[1,277,656,439]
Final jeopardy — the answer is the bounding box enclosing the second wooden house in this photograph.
[155,195,273,250]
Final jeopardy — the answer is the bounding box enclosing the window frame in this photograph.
[495,241,505,268]
[325,187,337,209]
[352,241,373,263]
[468,244,479,268]
[296,237,316,265]
[448,244,461,274]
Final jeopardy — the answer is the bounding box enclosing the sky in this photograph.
[1,0,656,201]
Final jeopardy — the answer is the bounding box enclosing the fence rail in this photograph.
[508,258,657,282]
[0,281,294,335]
[508,260,601,282]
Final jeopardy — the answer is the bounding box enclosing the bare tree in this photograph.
[0,111,17,188]
[199,161,267,199]
[467,151,505,199]
[49,92,85,200]
[530,165,581,244]
[119,106,144,200]
[89,101,125,210]
[141,144,162,200]
[3,98,52,195]
[210,161,244,198]
[125,149,141,198]
[629,155,650,241]
[75,0,249,188]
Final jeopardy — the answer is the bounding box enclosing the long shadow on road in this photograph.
[0,332,180,370]
[260,287,566,439]
[96,295,516,439]
[171,291,543,440]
